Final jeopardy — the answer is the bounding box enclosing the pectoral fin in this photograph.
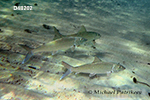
[106,71,112,76]
[22,51,33,64]
[75,72,79,75]
[60,69,72,80]
[71,45,75,52]
[60,61,73,80]
[51,51,58,55]
[19,44,34,64]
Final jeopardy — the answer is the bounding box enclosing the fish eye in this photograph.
[98,34,100,36]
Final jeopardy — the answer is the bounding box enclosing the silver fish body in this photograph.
[33,37,77,53]
[71,62,123,74]
[20,37,86,64]
[53,25,101,42]
[60,57,126,80]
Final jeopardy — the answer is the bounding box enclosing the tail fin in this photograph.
[60,61,73,80]
[53,26,64,40]
[19,44,34,64]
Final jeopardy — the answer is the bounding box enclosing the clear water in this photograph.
[0,0,150,99]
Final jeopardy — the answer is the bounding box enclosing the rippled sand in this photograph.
[0,0,150,99]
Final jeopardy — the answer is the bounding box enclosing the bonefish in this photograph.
[20,37,87,64]
[53,25,101,42]
[60,57,126,80]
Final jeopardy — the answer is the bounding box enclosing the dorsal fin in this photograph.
[92,56,101,63]
[53,26,63,40]
[78,25,87,33]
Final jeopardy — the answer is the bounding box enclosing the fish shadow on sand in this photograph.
[94,52,113,58]
[78,73,108,79]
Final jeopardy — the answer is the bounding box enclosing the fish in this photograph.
[60,57,126,80]
[53,25,101,42]
[19,37,87,64]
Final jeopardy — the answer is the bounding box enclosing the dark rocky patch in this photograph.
[46,70,50,72]
[0,29,3,32]
[132,71,135,74]
[133,77,137,83]
[24,29,32,33]
[56,72,59,74]
[146,43,150,45]
[15,2,20,6]
[34,3,38,6]
[43,24,51,29]
[117,3,120,5]
[42,58,49,61]
[91,46,96,49]
[11,14,14,16]
[133,77,150,88]
[28,66,37,69]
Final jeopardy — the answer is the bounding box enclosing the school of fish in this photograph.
[20,25,126,80]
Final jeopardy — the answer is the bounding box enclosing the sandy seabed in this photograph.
[0,0,150,100]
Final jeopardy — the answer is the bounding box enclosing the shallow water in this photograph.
[0,0,150,99]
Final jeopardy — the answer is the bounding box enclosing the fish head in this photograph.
[112,63,126,72]
[83,32,101,41]
[93,32,101,39]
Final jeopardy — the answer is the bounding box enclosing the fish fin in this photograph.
[71,45,75,52]
[60,69,72,80]
[19,44,34,64]
[89,73,96,77]
[75,72,79,75]
[111,64,115,72]
[51,51,58,55]
[53,26,63,40]
[60,61,73,80]
[74,37,87,46]
[107,71,112,76]
[92,56,101,63]
[78,25,87,33]
[22,51,33,64]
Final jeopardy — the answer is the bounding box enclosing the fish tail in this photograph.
[60,61,73,80]
[22,51,33,64]
[53,26,64,40]
[19,44,34,64]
